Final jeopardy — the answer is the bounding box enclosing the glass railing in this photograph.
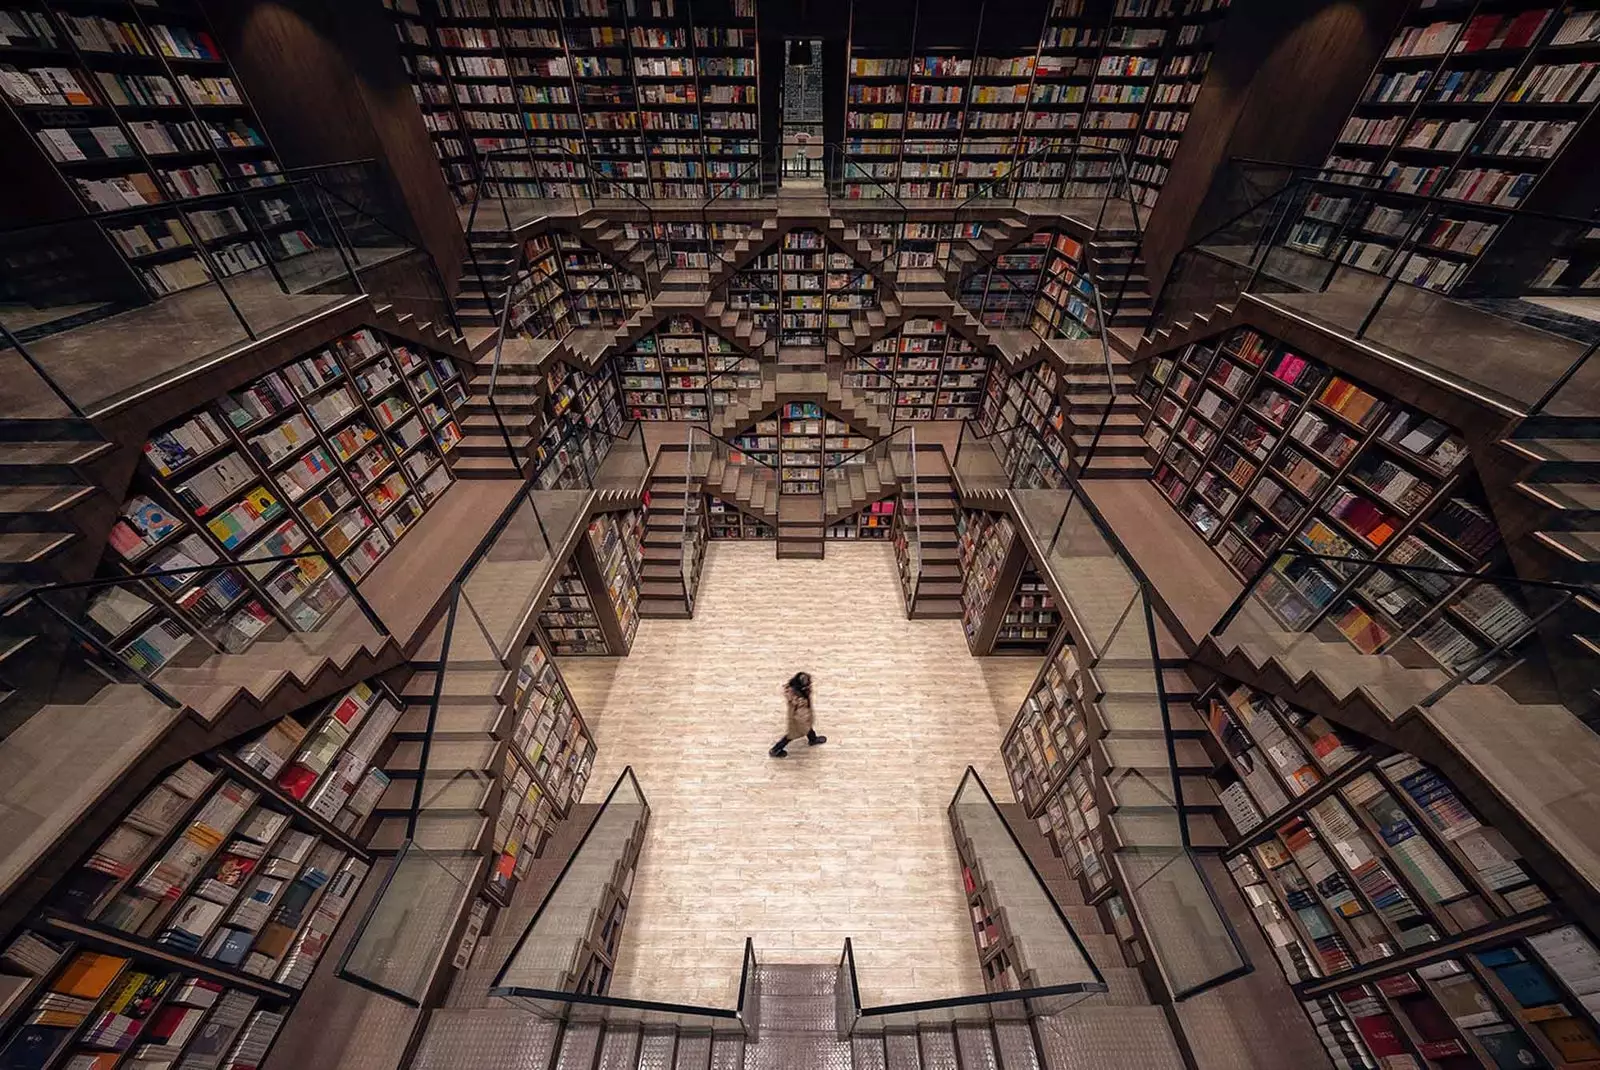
[489,768,759,1033]
[835,767,1106,1036]
[1211,548,1599,730]
[1149,159,1600,416]
[891,428,923,608]
[0,162,451,418]
[682,428,708,613]
[332,449,599,1002]
[952,419,1255,1000]
[334,839,477,1006]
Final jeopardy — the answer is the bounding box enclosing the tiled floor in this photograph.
[557,541,1039,1009]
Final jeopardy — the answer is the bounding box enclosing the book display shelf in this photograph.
[1301,0,1600,296]
[951,800,1049,991]
[539,560,609,654]
[96,328,465,676]
[725,248,779,341]
[535,508,642,656]
[618,313,755,421]
[1000,640,1113,898]
[490,634,597,901]
[508,232,644,341]
[536,781,647,997]
[0,684,395,1070]
[1136,326,1526,682]
[779,402,824,495]
[1030,232,1097,339]
[1127,0,1228,206]
[533,357,625,489]
[844,317,989,421]
[978,353,1071,487]
[383,0,759,204]
[767,229,882,348]
[1204,679,1600,1069]
[994,561,1059,651]
[825,498,895,540]
[956,227,1053,329]
[708,495,774,539]
[621,220,761,272]
[957,507,1036,655]
[0,0,319,298]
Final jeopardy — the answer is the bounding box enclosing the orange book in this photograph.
[54,952,128,999]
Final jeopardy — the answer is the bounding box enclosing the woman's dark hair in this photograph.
[787,672,812,700]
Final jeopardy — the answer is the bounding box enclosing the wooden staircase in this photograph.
[576,217,666,292]
[902,445,963,619]
[1089,235,1155,332]
[637,445,701,619]
[1050,338,1151,480]
[705,215,781,290]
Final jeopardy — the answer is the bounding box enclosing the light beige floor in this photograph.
[558,541,1039,1009]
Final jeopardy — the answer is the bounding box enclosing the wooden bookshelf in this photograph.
[825,498,895,540]
[534,509,641,657]
[951,811,1043,992]
[1301,0,1600,296]
[956,227,1051,329]
[1127,0,1228,208]
[708,495,773,538]
[1137,325,1532,682]
[978,353,1071,487]
[0,685,392,1069]
[1030,231,1098,339]
[958,507,1038,655]
[618,313,753,421]
[534,356,625,489]
[92,328,466,678]
[844,316,990,422]
[994,561,1059,652]
[1206,677,1600,1070]
[490,633,597,900]
[384,0,758,203]
[0,0,318,299]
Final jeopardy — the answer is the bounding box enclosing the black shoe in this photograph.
[807,734,827,746]
[769,745,788,758]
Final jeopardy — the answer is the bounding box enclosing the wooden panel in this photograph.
[1142,0,1409,294]
[199,0,467,290]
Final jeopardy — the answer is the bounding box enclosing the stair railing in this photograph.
[835,766,1109,1037]
[700,153,769,271]
[1210,548,1600,728]
[335,452,605,1005]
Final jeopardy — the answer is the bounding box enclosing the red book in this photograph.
[1504,10,1552,49]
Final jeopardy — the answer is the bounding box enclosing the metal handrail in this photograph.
[688,423,779,472]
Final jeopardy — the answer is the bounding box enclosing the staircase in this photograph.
[1049,339,1150,480]
[705,455,778,529]
[0,418,111,594]
[457,230,521,328]
[706,215,782,290]
[902,446,963,619]
[372,662,503,854]
[1503,415,1600,585]
[823,457,898,526]
[576,217,665,292]
[1088,237,1155,333]
[638,445,701,619]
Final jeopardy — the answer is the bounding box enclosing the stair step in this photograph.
[369,813,488,853]
[375,774,493,815]
[1518,481,1600,514]
[1099,736,1210,773]
[394,702,505,738]
[1034,1006,1184,1069]
[386,738,502,775]
[1534,529,1600,565]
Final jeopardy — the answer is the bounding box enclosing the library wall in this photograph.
[200,0,468,288]
[1139,0,1406,291]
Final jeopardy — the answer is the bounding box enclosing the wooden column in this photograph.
[199,0,468,292]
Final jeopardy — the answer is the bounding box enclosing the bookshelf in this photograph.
[384,0,759,203]
[534,356,625,489]
[978,353,1071,487]
[535,509,641,657]
[951,805,1045,992]
[825,498,895,540]
[844,317,990,422]
[538,559,608,655]
[1000,639,1114,901]
[780,228,826,348]
[0,0,322,299]
[1137,326,1529,681]
[779,401,823,495]
[994,561,1059,652]
[842,48,909,199]
[93,328,465,677]
[0,687,393,1069]
[1300,0,1600,296]
[1128,0,1228,207]
[958,507,1034,655]
[957,226,1051,329]
[1030,232,1097,339]
[1205,679,1600,1070]
[725,246,778,341]
[707,495,773,539]
[618,313,754,421]
[491,633,597,901]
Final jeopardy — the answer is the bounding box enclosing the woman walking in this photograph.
[769,672,827,758]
